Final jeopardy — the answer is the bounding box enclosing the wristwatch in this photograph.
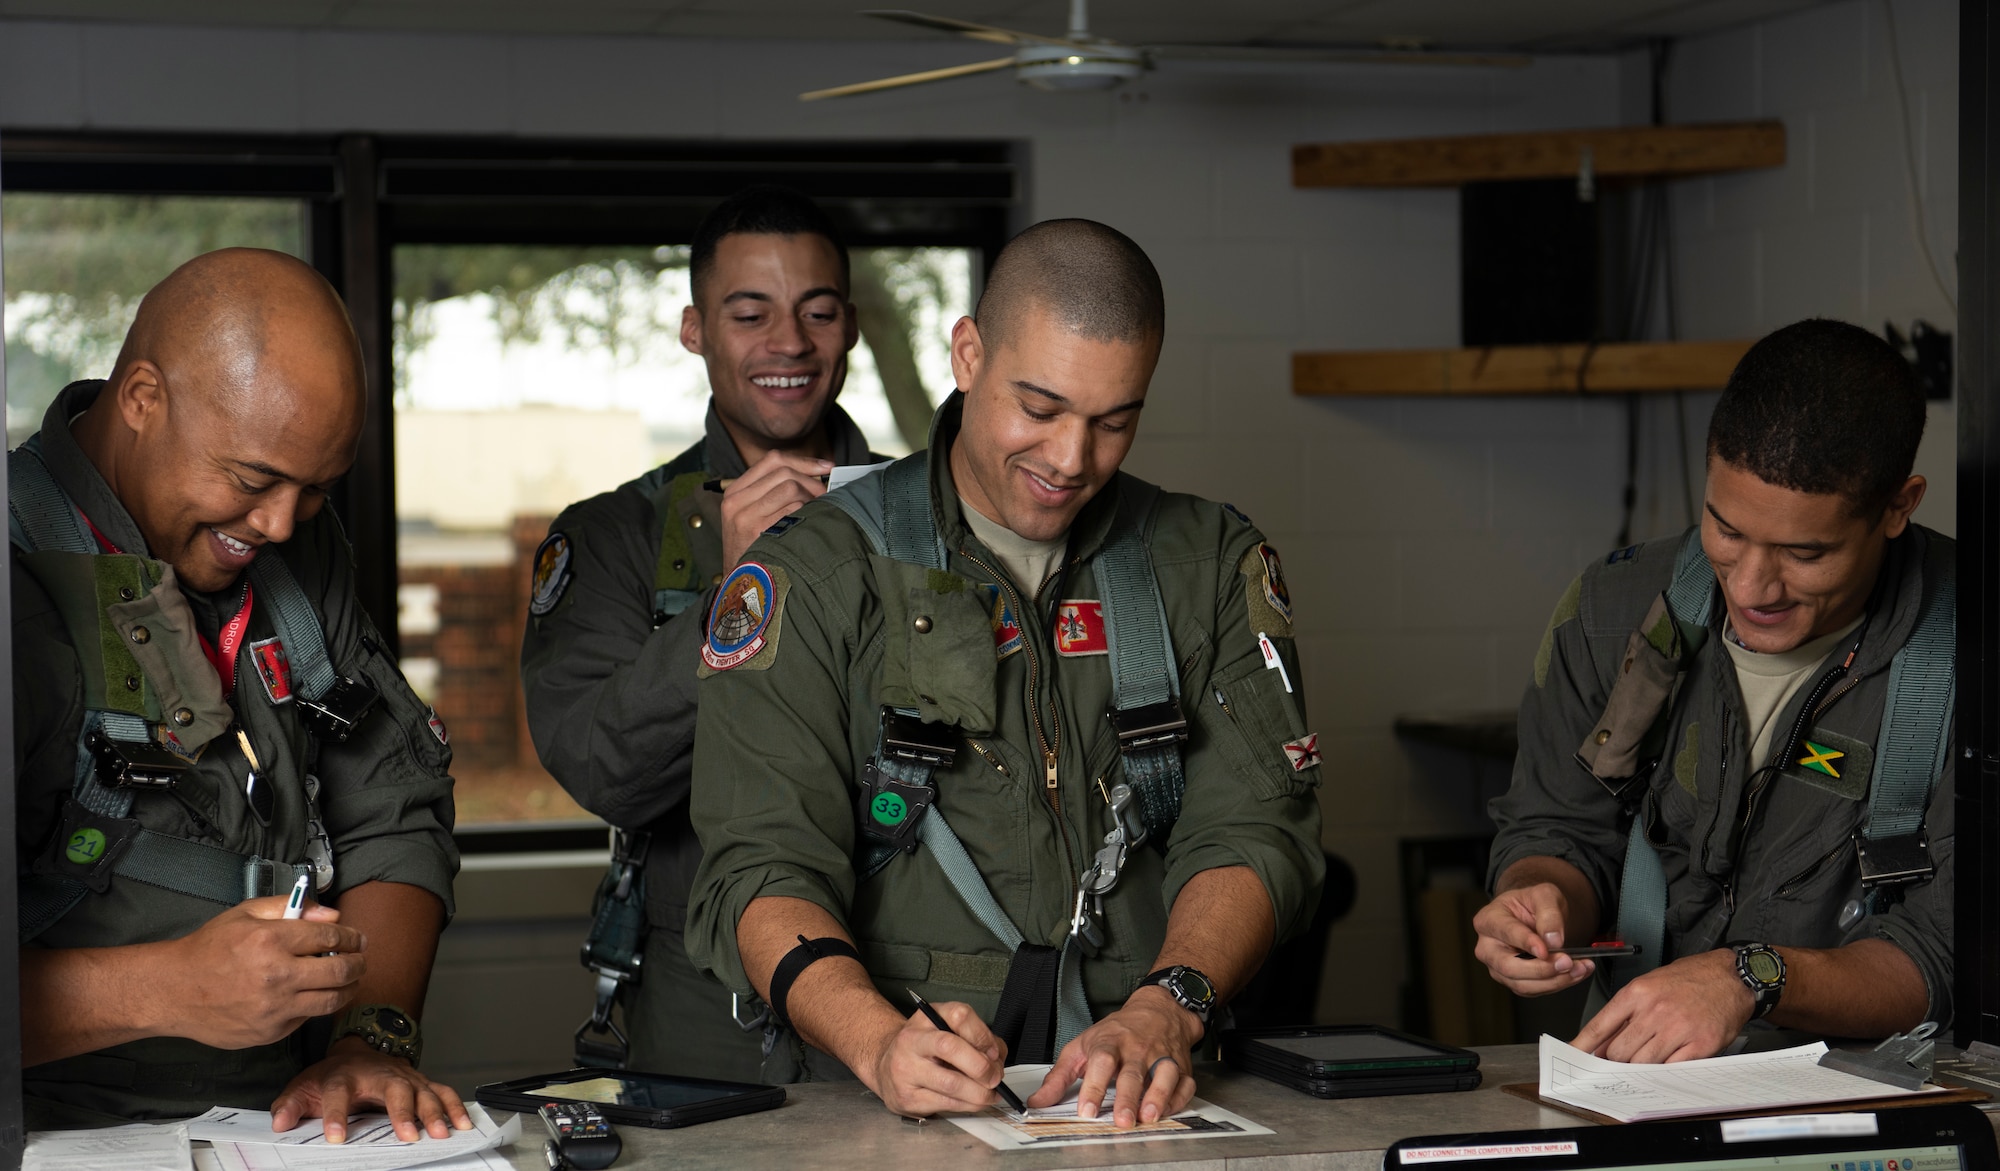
[1140,965,1217,1027]
[330,1003,423,1067]
[1730,942,1787,1019]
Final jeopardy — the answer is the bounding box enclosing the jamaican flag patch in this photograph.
[1782,728,1871,800]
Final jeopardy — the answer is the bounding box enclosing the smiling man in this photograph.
[12,249,465,1135]
[686,219,1323,1124]
[521,186,886,1081]
[1474,319,1952,1062]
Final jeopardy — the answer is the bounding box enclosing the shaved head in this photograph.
[75,248,367,592]
[973,219,1164,355]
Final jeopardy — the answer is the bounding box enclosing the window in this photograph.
[2,192,309,447]
[391,242,971,823]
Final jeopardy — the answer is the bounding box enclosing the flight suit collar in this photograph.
[697,400,876,478]
[921,392,1123,571]
[37,380,152,558]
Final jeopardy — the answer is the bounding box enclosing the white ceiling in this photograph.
[0,0,1834,51]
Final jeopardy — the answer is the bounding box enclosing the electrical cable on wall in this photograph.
[1881,0,1957,318]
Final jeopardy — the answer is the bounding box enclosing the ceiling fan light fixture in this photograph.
[1014,41,1145,91]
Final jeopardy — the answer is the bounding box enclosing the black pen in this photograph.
[907,988,1027,1112]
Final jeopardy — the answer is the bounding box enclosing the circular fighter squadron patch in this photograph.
[702,561,785,672]
[528,532,573,617]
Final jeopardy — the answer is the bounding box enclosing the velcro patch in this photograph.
[1054,600,1108,656]
[1782,727,1871,800]
[978,583,1023,661]
[1239,543,1294,637]
[249,637,293,705]
[1283,733,1322,772]
[700,561,789,674]
[529,532,573,617]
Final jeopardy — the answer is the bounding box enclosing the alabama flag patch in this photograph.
[1054,600,1108,656]
[1282,733,1323,772]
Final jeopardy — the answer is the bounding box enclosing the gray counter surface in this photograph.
[487,1044,1582,1170]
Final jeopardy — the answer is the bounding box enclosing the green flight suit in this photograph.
[686,395,1324,1080]
[13,383,459,1126]
[1491,527,1954,1023]
[520,404,880,1082]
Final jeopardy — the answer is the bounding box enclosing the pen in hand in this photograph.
[282,872,310,919]
[907,988,1027,1113]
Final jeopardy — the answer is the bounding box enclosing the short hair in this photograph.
[1707,318,1926,516]
[975,219,1164,352]
[689,185,848,302]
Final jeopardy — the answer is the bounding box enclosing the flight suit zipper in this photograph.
[959,549,1082,910]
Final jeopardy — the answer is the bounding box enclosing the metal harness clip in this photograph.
[85,726,190,789]
[879,707,958,768]
[1855,830,1933,888]
[1109,699,1189,754]
[299,674,382,743]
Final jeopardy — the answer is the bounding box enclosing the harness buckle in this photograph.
[1855,830,1932,888]
[85,726,189,790]
[298,674,382,743]
[574,972,631,1067]
[1109,699,1189,754]
[878,707,958,768]
[610,830,651,900]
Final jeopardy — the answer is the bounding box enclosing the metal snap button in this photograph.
[914,615,933,634]
[712,574,724,586]
[673,558,686,571]
[125,675,140,691]
[130,626,151,645]
[119,586,136,601]
[1595,729,1611,745]
[172,708,194,727]
[690,515,704,529]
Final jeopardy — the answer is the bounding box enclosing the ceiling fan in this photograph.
[800,0,1527,101]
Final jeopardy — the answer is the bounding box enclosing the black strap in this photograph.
[769,935,861,1027]
[991,942,1062,1064]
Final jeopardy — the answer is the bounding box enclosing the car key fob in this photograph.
[540,1101,621,1170]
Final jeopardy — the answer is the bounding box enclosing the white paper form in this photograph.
[1538,1034,1943,1122]
[948,1064,1273,1152]
[24,1123,191,1171]
[188,1104,517,1171]
[827,461,895,491]
[208,1148,514,1171]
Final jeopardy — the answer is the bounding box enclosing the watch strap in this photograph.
[1140,965,1217,1025]
[330,1003,423,1067]
[1729,942,1786,1019]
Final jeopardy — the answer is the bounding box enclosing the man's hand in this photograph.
[865,999,1009,1118]
[1028,987,1200,1129]
[1571,948,1753,1063]
[269,1039,473,1142]
[720,451,834,569]
[162,897,366,1050]
[1472,883,1597,996]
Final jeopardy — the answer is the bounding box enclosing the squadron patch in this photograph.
[978,583,1024,660]
[249,637,293,704]
[1054,600,1109,656]
[700,561,788,672]
[1239,543,1294,636]
[528,532,574,617]
[1282,733,1323,772]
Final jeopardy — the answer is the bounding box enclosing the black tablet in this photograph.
[1223,1025,1480,1080]
[476,1067,785,1130]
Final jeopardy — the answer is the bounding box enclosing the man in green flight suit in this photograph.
[13,249,467,1137]
[687,219,1325,1126]
[1475,319,1952,1062]
[521,187,886,1081]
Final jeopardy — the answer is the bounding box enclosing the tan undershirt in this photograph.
[959,496,1066,598]
[1724,614,1865,767]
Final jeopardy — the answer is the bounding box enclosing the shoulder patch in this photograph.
[529,532,574,617]
[426,706,450,747]
[1533,574,1584,689]
[1054,600,1108,656]
[700,561,788,673]
[1238,543,1294,637]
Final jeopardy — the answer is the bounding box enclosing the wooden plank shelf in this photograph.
[1293,120,1785,187]
[1293,339,1756,396]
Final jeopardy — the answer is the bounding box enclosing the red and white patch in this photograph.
[1282,733,1322,772]
[426,707,450,747]
[249,637,293,704]
[1054,600,1108,656]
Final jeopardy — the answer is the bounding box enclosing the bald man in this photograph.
[11,248,466,1137]
[686,220,1323,1123]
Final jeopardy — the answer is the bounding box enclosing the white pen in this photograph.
[1257,631,1294,693]
[282,872,310,919]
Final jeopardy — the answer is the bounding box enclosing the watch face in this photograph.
[375,1008,414,1038]
[1173,968,1215,1004]
[1744,950,1783,985]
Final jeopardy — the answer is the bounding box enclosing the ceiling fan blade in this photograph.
[862,9,1087,49]
[799,55,1018,101]
[1147,43,1530,68]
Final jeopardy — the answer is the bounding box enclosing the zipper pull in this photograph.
[1044,750,1059,790]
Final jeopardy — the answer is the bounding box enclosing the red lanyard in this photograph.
[198,585,257,699]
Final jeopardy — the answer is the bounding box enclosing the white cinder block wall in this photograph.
[0,0,1956,1036]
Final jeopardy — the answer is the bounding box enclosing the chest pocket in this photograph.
[872,555,998,734]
